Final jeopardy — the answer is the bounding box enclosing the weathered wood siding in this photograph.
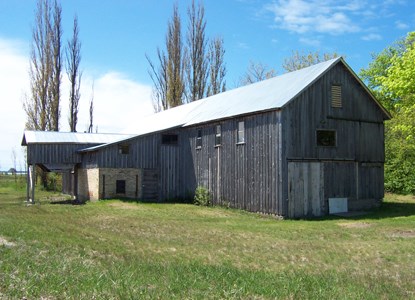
[282,63,387,216]
[288,162,324,218]
[282,63,386,162]
[179,111,282,215]
[27,143,99,165]
[80,135,159,169]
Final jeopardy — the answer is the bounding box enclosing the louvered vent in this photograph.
[331,85,342,108]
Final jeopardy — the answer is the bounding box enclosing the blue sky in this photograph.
[0,0,414,170]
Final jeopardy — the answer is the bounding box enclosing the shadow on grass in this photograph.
[49,199,86,205]
[356,201,415,220]
[308,201,415,221]
[106,197,194,205]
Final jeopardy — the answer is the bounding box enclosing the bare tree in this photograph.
[185,0,208,102]
[66,15,82,132]
[24,0,62,131]
[239,61,276,86]
[87,82,94,133]
[146,50,168,112]
[282,50,339,72]
[207,36,226,96]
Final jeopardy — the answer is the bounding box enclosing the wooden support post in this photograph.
[73,166,78,200]
[26,164,30,203]
[31,165,36,204]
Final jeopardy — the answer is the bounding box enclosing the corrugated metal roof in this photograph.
[83,58,342,152]
[183,58,341,126]
[21,131,133,145]
[124,58,340,134]
[80,57,390,153]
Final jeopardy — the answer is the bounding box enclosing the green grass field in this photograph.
[1,175,414,299]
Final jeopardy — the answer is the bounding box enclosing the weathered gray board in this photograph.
[142,169,158,201]
[288,162,324,218]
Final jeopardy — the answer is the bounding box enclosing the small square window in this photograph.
[237,121,245,144]
[116,180,126,194]
[196,129,202,149]
[118,144,130,154]
[215,125,221,146]
[162,134,178,145]
[316,130,336,147]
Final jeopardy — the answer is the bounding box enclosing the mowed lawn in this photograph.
[0,176,414,299]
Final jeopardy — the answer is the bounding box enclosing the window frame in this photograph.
[162,134,178,145]
[316,129,337,147]
[237,121,245,144]
[118,144,130,155]
[196,129,202,149]
[215,125,221,147]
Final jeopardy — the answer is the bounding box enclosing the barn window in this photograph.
[237,121,245,144]
[331,84,342,108]
[316,130,336,147]
[116,180,126,194]
[118,144,130,154]
[196,129,202,149]
[162,134,178,145]
[215,125,221,146]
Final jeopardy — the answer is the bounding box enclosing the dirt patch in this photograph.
[337,222,372,229]
[0,237,16,247]
[389,230,415,239]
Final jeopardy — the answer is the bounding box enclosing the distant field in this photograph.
[0,175,414,299]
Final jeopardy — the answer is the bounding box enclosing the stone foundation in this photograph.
[77,168,142,201]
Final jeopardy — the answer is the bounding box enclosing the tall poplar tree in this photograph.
[207,36,226,96]
[185,0,208,102]
[166,4,185,108]
[66,15,82,132]
[24,0,62,131]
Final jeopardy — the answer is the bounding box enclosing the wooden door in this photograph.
[288,162,324,218]
[142,169,158,201]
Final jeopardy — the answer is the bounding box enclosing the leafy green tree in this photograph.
[360,33,415,113]
[361,32,415,194]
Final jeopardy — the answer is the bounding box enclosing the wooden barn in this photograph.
[22,57,390,218]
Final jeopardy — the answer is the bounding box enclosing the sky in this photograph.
[0,0,414,170]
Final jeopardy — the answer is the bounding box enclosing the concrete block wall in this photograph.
[77,168,100,201]
[77,168,142,201]
[100,168,142,200]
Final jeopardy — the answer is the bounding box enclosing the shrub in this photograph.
[194,186,211,206]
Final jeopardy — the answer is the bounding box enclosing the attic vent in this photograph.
[331,85,342,108]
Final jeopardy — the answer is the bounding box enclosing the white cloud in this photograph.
[78,72,154,134]
[395,20,409,30]
[361,33,382,41]
[0,37,30,171]
[0,37,154,170]
[266,0,360,35]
